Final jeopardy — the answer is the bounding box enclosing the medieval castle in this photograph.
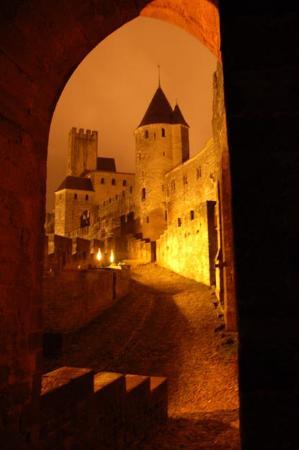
[49,84,221,291]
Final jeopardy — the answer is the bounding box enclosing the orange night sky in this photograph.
[47,17,217,211]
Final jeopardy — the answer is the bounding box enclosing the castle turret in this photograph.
[67,127,98,177]
[172,103,190,166]
[134,86,189,240]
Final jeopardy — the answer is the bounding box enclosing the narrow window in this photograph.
[130,186,133,194]
[196,167,202,179]
[74,193,78,200]
[122,191,125,197]
[146,216,149,223]
[183,175,188,185]
[178,218,182,227]
[115,194,118,200]
[190,210,195,220]
[144,130,149,139]
[171,180,175,192]
[165,210,168,221]
[101,177,105,184]
[163,152,165,156]
[141,188,146,201]
[109,198,111,203]
[85,194,89,201]
[112,179,116,186]
[162,128,166,137]
[123,179,127,186]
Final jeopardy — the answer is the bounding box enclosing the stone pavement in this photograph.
[44,263,240,449]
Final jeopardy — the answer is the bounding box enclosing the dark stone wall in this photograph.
[220,4,299,449]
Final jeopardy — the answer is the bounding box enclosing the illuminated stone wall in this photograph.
[89,170,134,204]
[134,122,189,241]
[67,128,98,177]
[54,188,95,236]
[157,139,218,284]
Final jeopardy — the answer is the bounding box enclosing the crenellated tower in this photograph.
[134,86,189,241]
[67,127,98,176]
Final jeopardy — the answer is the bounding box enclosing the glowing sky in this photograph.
[47,17,217,211]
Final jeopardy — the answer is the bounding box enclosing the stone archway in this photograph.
[0,2,224,447]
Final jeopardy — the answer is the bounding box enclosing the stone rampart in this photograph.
[43,267,130,333]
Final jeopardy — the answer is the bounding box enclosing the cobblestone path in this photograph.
[44,264,240,449]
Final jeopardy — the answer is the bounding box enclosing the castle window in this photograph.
[144,130,149,139]
[165,210,168,221]
[122,191,125,197]
[163,152,165,156]
[183,175,188,185]
[109,198,111,203]
[141,188,146,201]
[146,216,150,223]
[123,179,127,186]
[101,177,105,184]
[196,167,202,179]
[85,194,89,201]
[74,193,78,200]
[178,218,182,227]
[161,128,166,137]
[115,194,118,200]
[130,186,133,194]
[112,179,116,185]
[190,210,195,220]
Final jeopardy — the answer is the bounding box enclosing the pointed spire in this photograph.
[158,64,161,87]
[172,103,189,127]
[138,86,174,127]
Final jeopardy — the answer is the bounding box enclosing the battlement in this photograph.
[70,127,98,137]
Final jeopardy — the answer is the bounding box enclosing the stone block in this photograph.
[41,367,94,412]
[150,376,168,426]
[125,374,150,446]
[92,371,125,449]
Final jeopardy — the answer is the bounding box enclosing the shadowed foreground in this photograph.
[44,264,240,449]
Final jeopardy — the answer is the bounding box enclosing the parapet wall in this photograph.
[43,268,130,333]
[127,236,153,264]
[40,367,167,449]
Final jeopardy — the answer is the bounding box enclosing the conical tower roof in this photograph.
[172,103,189,127]
[138,87,174,127]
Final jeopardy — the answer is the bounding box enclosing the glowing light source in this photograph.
[110,249,115,264]
[96,248,102,262]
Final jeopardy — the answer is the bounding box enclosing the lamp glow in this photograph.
[110,249,115,264]
[96,248,102,262]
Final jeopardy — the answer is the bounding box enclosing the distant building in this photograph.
[51,84,220,289]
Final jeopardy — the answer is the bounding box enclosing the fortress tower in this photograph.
[67,127,98,176]
[134,86,189,240]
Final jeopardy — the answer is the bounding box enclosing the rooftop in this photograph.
[56,176,94,192]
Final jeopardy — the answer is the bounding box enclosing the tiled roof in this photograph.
[96,157,116,172]
[138,87,189,127]
[56,176,94,192]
